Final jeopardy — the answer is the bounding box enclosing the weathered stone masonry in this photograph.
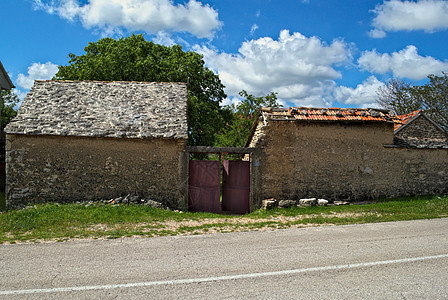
[6,79,448,210]
[5,80,189,208]
[6,135,187,207]
[248,108,448,202]
[394,112,448,148]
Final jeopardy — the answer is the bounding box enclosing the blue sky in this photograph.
[2,0,448,108]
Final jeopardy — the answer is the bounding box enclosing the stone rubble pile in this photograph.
[15,196,173,210]
[77,194,170,210]
[262,198,350,209]
[108,195,169,209]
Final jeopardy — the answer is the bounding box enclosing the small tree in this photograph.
[54,34,231,146]
[377,79,417,115]
[215,90,282,147]
[1,90,19,130]
[377,73,448,130]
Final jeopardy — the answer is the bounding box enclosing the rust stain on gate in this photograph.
[222,160,250,214]
[188,160,221,213]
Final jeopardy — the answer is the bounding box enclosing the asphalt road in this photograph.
[1,218,447,299]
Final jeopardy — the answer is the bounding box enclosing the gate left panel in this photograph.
[188,160,221,213]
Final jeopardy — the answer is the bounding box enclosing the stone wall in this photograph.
[250,120,448,202]
[396,115,447,140]
[394,114,448,148]
[6,134,188,208]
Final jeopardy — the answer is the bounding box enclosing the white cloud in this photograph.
[152,31,175,46]
[14,89,29,102]
[221,96,242,107]
[358,45,448,80]
[334,76,384,108]
[195,30,351,107]
[368,29,386,39]
[371,0,448,37]
[16,62,59,90]
[33,0,222,38]
[250,24,259,35]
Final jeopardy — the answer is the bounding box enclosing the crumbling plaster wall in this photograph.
[250,120,448,201]
[6,134,188,208]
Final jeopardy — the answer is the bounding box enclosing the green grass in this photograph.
[249,195,448,220]
[0,195,447,244]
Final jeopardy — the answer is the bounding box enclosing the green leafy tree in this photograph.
[1,89,19,130]
[215,90,282,147]
[378,73,448,130]
[54,34,231,146]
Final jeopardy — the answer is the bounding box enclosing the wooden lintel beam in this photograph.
[186,146,257,154]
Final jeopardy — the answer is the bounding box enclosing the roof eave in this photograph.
[244,108,263,147]
[266,118,397,125]
[0,60,15,90]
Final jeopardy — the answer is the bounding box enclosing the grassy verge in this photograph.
[0,195,447,244]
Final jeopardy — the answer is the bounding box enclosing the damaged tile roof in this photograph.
[394,110,421,131]
[261,107,403,125]
[6,80,188,139]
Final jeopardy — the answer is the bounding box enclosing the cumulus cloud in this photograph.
[370,0,448,38]
[16,62,59,90]
[368,28,386,39]
[334,76,384,108]
[195,30,351,107]
[358,45,448,80]
[152,31,175,46]
[32,0,222,38]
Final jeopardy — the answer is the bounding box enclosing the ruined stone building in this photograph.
[394,110,448,149]
[4,79,448,210]
[246,107,448,202]
[5,80,188,208]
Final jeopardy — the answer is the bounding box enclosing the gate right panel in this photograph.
[222,160,250,214]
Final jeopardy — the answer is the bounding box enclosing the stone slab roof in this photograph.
[6,80,188,139]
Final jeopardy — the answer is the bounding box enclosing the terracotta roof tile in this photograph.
[394,110,421,131]
[261,107,403,125]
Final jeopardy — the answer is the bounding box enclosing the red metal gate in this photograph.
[188,160,221,213]
[222,160,250,214]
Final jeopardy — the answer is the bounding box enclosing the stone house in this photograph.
[394,110,448,148]
[5,80,188,208]
[246,107,448,202]
[0,60,15,91]
[0,60,15,193]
